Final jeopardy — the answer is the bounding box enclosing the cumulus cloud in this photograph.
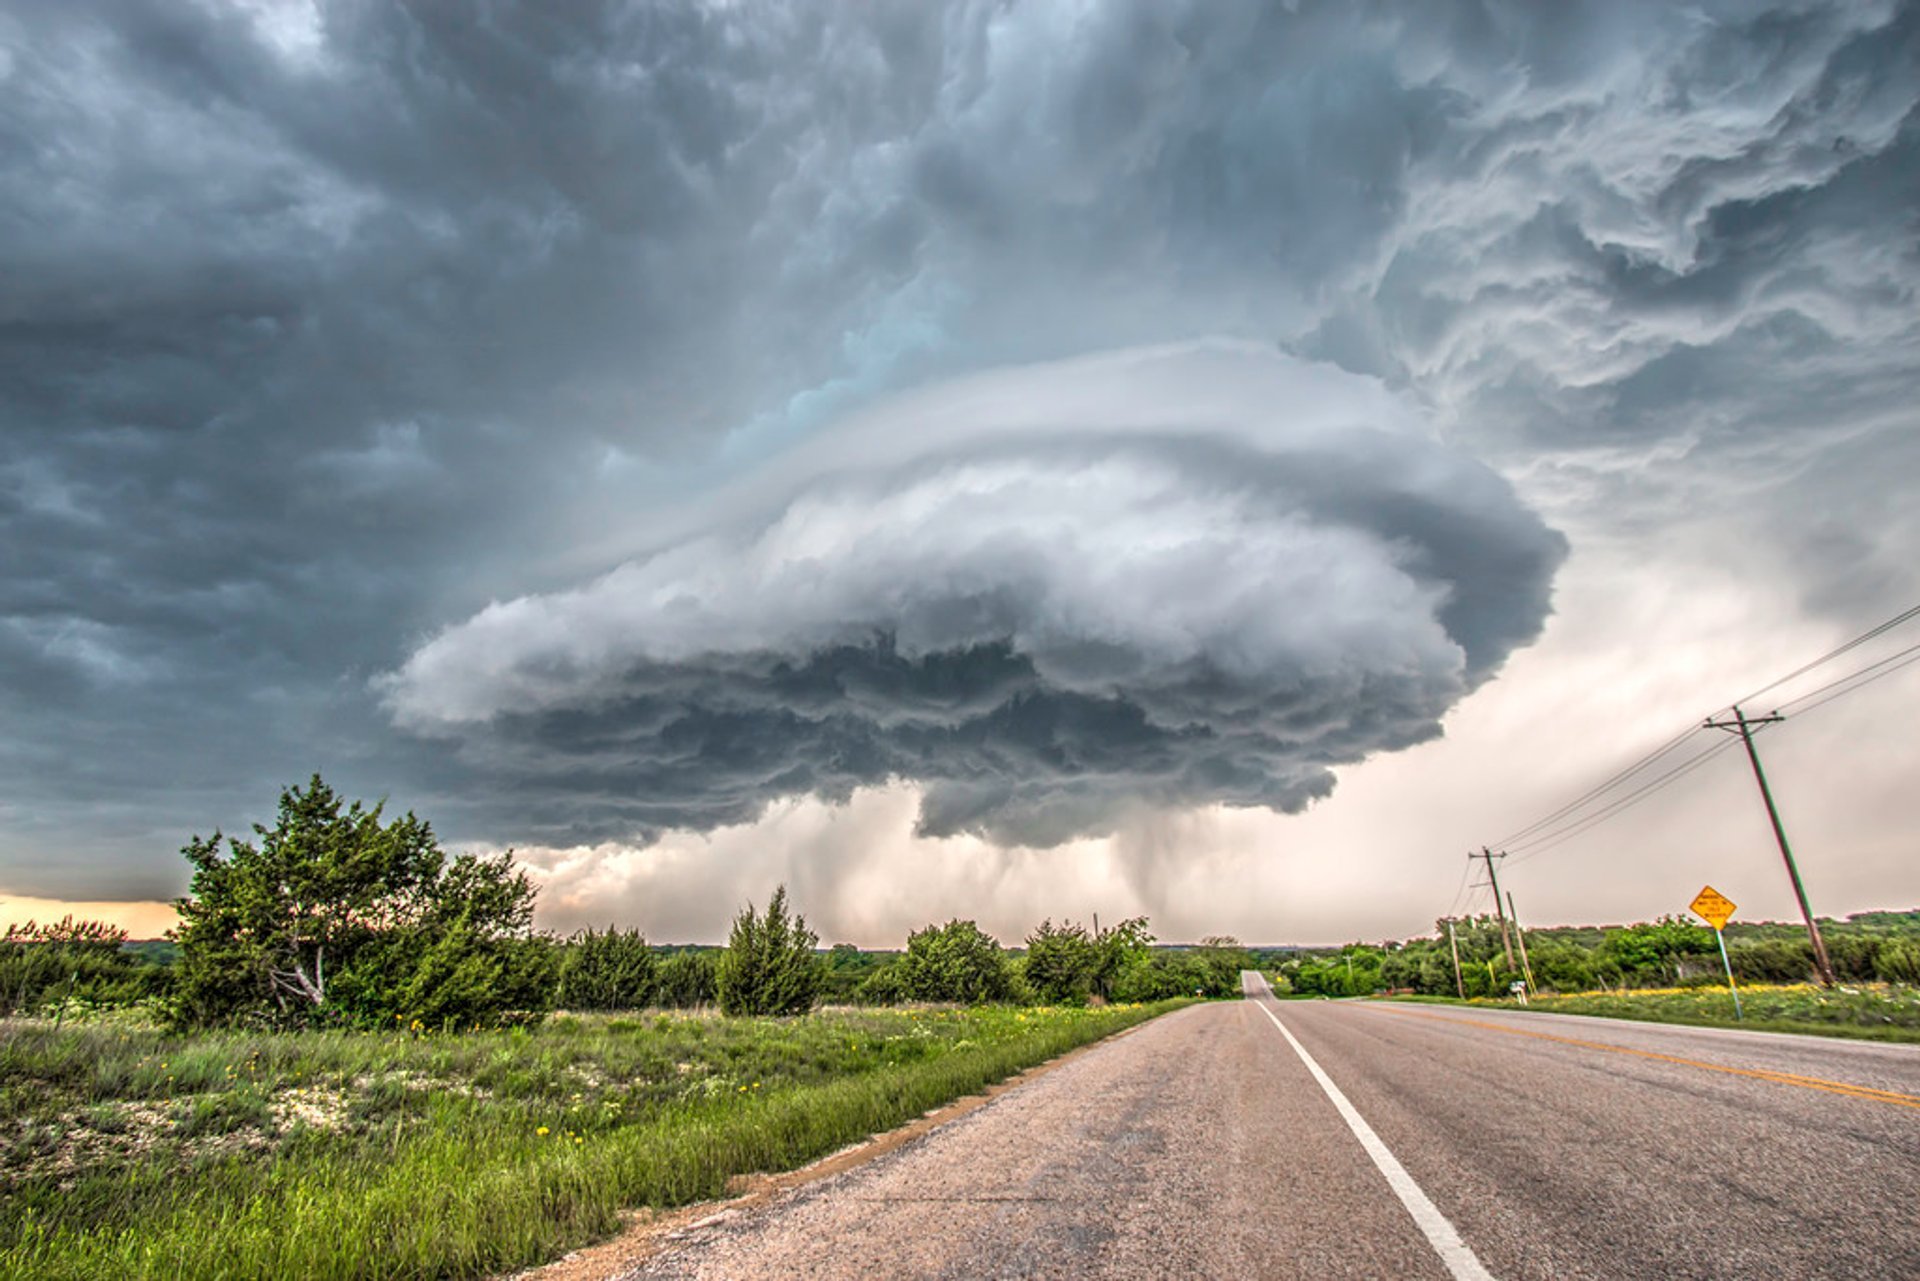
[381,343,1564,846]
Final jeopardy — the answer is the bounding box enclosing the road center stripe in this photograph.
[1369,1005,1920,1112]
[1252,998,1496,1281]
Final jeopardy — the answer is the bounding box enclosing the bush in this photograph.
[1,917,165,1017]
[896,920,1018,1004]
[1021,920,1097,1004]
[1730,938,1815,984]
[1877,940,1920,985]
[655,950,719,1008]
[557,927,659,1010]
[715,887,822,1017]
[855,963,909,1005]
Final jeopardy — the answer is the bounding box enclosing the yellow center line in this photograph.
[1367,1004,1920,1111]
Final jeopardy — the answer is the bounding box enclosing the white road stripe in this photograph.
[1249,987,1496,1281]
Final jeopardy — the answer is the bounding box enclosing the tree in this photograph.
[1090,917,1154,1001]
[171,774,550,1029]
[656,950,719,1008]
[1022,919,1097,1003]
[2,916,160,1017]
[556,926,659,1010]
[897,920,1018,1004]
[1601,917,1714,985]
[715,886,822,1017]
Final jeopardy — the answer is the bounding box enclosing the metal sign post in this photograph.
[1690,885,1742,1021]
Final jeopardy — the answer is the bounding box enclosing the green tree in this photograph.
[556,926,659,1010]
[820,943,897,1003]
[171,775,549,1029]
[854,962,909,1005]
[656,949,719,1008]
[1,916,161,1017]
[1022,919,1097,1003]
[1090,917,1154,1001]
[897,919,1018,1004]
[1601,917,1715,985]
[715,886,822,1017]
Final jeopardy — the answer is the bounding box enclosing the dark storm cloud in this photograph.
[1,0,1914,896]
[382,345,1565,847]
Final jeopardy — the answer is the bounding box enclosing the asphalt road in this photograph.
[621,979,1920,1279]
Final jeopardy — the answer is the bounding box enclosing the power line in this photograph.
[1726,600,1920,709]
[1485,600,1920,866]
[1491,723,1707,848]
[1774,639,1920,718]
[1504,735,1743,864]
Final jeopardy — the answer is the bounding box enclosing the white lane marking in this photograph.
[1252,995,1496,1281]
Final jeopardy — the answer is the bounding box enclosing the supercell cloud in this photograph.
[1,0,1914,928]
[382,343,1564,846]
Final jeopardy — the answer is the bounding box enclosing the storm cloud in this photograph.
[2,1,1915,926]
[381,344,1565,845]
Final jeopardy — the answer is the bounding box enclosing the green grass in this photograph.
[0,1001,1188,1280]
[1391,982,1920,1043]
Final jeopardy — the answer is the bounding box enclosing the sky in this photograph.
[3,0,1917,947]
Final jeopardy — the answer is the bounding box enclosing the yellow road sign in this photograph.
[1691,885,1737,931]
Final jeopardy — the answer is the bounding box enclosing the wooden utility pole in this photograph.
[1446,918,1466,999]
[1704,705,1836,986]
[1506,891,1537,995]
[1471,848,1515,970]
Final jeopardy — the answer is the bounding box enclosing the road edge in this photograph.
[504,1007,1192,1281]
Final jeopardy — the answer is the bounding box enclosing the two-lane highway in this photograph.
[621,981,1920,1279]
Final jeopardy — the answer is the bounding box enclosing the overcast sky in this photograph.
[4,0,1917,946]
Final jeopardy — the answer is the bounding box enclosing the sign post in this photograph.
[1690,885,1742,1021]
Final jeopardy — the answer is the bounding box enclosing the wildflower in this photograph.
[536,1126,549,1136]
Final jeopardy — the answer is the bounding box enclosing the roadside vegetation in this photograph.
[1256,909,1920,1041]
[0,1001,1185,1279]
[1,775,1222,1279]
[1428,982,1920,1042]
[1258,909,1920,1000]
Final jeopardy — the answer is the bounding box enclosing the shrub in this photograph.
[715,887,822,1017]
[896,920,1018,1004]
[557,927,660,1010]
[1022,920,1097,1004]
[655,950,719,1008]
[1877,940,1920,985]
[1,917,163,1017]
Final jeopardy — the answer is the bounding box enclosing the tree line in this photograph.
[3,776,1250,1030]
[1267,910,1920,998]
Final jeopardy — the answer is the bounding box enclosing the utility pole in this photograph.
[1470,848,1515,971]
[1446,918,1466,999]
[1506,891,1537,996]
[1705,705,1836,986]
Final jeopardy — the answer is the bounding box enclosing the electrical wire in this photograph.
[1484,600,1920,869]
[1504,734,1744,863]
[1725,600,1920,710]
[1443,856,1474,919]
[1773,641,1920,719]
[1490,722,1707,849]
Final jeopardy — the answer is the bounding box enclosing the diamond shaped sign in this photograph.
[1690,885,1737,931]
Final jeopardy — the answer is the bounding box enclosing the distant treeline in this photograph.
[13,777,1914,1027]
[1251,910,1920,998]
[2,911,1249,1026]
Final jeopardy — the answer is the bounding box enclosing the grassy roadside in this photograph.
[1389,982,1920,1043]
[1,1000,1190,1280]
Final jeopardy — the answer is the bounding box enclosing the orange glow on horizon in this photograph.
[0,895,180,941]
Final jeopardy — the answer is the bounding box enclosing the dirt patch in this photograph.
[503,1022,1151,1281]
